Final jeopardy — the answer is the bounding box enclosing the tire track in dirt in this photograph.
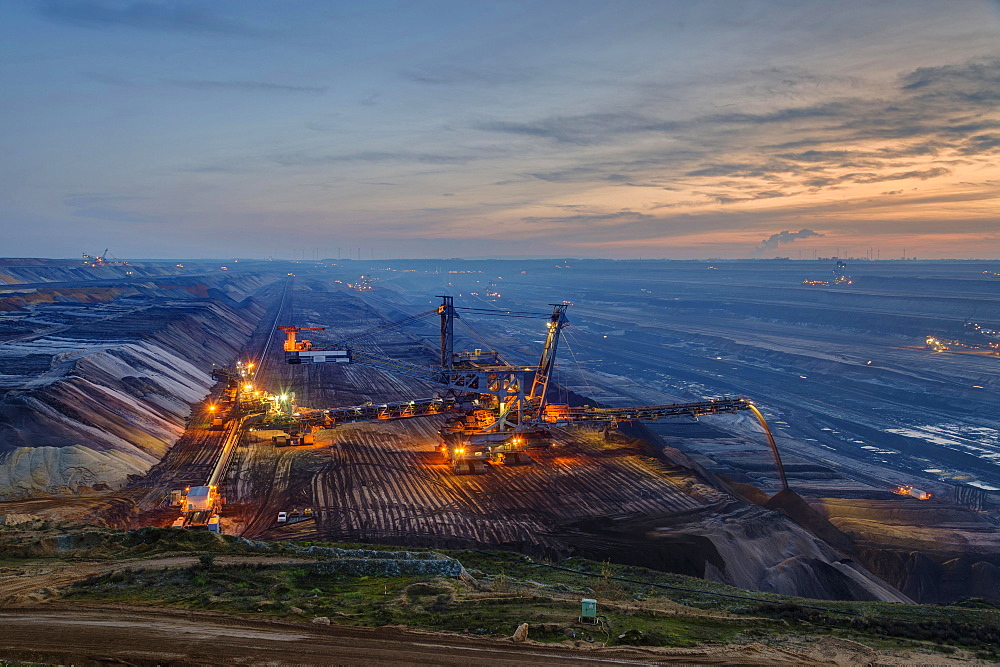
[302,419,711,554]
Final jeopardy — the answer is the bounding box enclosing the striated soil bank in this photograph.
[813,497,1000,603]
[0,272,276,498]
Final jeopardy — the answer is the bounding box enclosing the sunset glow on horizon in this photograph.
[3,1,999,259]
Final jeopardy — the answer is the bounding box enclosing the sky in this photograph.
[2,1,999,260]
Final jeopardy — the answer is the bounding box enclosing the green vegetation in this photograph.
[5,523,1000,659]
[62,561,747,647]
[67,562,427,622]
[0,521,243,559]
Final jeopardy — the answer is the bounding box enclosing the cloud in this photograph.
[37,0,255,35]
[269,150,476,167]
[402,66,535,86]
[478,102,850,146]
[64,193,146,207]
[520,210,653,231]
[714,190,793,205]
[697,102,851,127]
[801,167,952,188]
[72,207,160,224]
[772,142,945,160]
[474,112,680,145]
[474,56,998,215]
[758,228,824,251]
[852,167,950,183]
[685,161,802,178]
[526,166,625,183]
[901,58,1000,106]
[958,134,1000,155]
[166,79,327,94]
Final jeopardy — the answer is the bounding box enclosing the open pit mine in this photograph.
[2,257,999,607]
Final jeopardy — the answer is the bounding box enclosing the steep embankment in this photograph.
[592,423,907,602]
[557,498,910,603]
[0,274,274,498]
[528,442,907,601]
[814,497,1000,603]
[682,503,909,602]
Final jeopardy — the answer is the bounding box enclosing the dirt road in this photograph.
[0,605,705,666]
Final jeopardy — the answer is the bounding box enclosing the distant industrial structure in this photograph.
[802,259,853,287]
[82,249,128,267]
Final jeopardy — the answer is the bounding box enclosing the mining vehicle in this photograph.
[894,484,932,500]
[437,428,492,473]
[477,429,550,464]
[281,326,351,364]
[289,424,317,445]
[181,484,222,528]
[436,421,548,470]
[272,424,316,447]
[436,406,542,471]
[469,432,531,465]
[183,485,218,512]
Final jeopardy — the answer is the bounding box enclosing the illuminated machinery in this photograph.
[925,336,949,352]
[832,260,853,286]
[894,484,932,500]
[208,360,267,422]
[278,297,788,486]
[281,326,350,364]
[82,248,128,267]
[278,297,566,472]
[178,484,222,529]
[82,249,110,267]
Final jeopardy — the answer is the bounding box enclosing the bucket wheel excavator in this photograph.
[275,296,788,487]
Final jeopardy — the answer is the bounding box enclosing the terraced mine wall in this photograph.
[0,259,219,286]
[0,273,277,499]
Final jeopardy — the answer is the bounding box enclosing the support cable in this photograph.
[331,308,438,348]
[455,318,516,367]
[562,331,600,404]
